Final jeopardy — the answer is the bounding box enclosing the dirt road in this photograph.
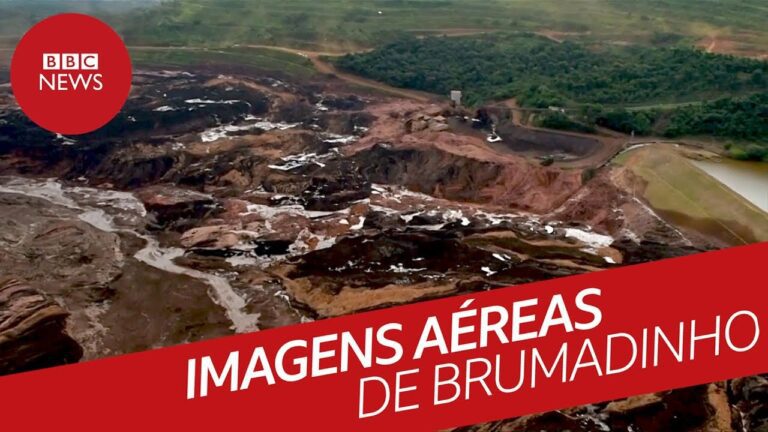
[236,44,435,102]
[130,44,435,102]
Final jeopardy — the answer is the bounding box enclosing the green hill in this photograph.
[3,0,768,54]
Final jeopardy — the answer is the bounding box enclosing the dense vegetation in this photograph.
[664,93,768,141]
[535,112,596,134]
[337,34,768,159]
[1,1,766,160]
[580,105,661,136]
[335,34,768,107]
[5,0,768,54]
[114,0,768,54]
[665,94,768,161]
[568,95,768,161]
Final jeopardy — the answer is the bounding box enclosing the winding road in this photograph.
[130,44,435,102]
[236,44,436,102]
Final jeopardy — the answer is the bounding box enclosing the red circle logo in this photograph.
[11,13,132,135]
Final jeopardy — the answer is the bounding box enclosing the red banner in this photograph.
[2,243,766,431]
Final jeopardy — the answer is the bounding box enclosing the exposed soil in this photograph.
[0,62,710,326]
[235,45,436,102]
[495,122,601,157]
[535,30,592,44]
[485,99,626,168]
[0,65,694,339]
[696,35,768,59]
[1,64,757,429]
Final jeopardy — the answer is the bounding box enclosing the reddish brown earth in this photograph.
[346,101,584,213]
[696,35,768,59]
[0,65,688,333]
[0,65,759,429]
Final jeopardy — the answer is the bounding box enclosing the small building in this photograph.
[450,90,462,107]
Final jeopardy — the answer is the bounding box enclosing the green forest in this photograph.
[335,34,768,107]
[665,94,768,161]
[535,94,768,161]
[531,95,768,161]
[337,34,768,160]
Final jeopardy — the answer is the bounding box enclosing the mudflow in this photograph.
[1,68,761,431]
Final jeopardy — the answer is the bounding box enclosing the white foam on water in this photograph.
[389,263,427,273]
[493,253,510,262]
[134,238,260,333]
[350,217,366,230]
[185,98,242,105]
[481,266,497,276]
[268,151,336,171]
[240,202,341,219]
[200,118,300,143]
[225,255,259,267]
[77,300,112,359]
[0,177,78,208]
[321,132,358,144]
[564,228,614,248]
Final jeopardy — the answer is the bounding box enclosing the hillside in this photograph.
[119,0,768,55]
[334,34,768,106]
[3,0,768,57]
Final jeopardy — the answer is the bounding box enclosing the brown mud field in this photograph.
[0,60,764,430]
[448,110,624,169]
[495,122,602,159]
[0,64,699,357]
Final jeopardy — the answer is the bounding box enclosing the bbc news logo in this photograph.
[11,13,132,135]
[43,53,99,70]
[40,53,103,91]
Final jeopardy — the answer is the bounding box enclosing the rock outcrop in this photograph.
[732,375,768,431]
[0,278,83,375]
[136,185,218,230]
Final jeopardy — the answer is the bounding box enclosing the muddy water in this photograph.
[0,177,261,334]
[691,159,768,213]
[133,236,261,332]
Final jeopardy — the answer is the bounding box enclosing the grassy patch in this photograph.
[130,47,317,77]
[4,0,765,52]
[123,0,768,50]
[0,0,766,57]
[615,147,768,244]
